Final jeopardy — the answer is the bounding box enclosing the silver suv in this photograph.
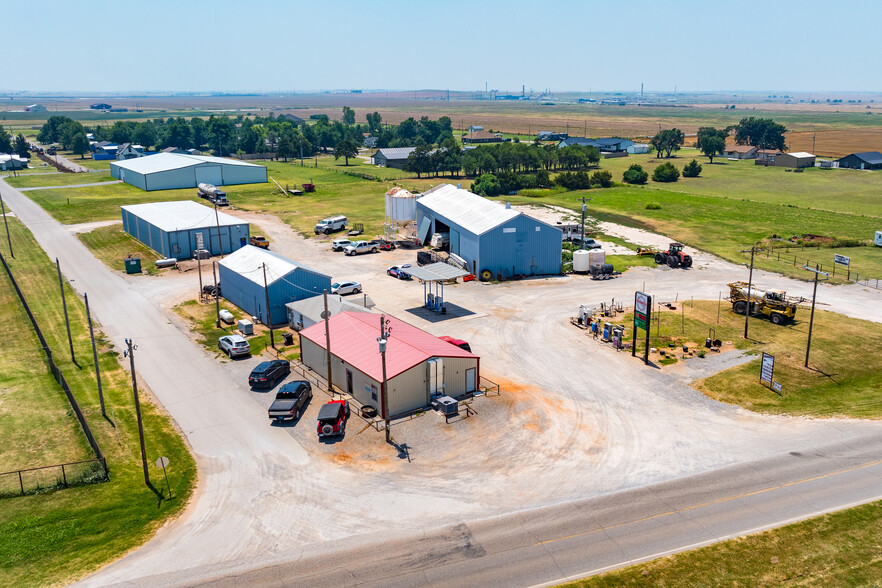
[218,334,251,358]
[331,238,352,251]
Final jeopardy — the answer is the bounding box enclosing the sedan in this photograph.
[218,334,251,358]
[343,241,378,256]
[248,359,290,389]
[387,264,412,280]
[331,281,362,295]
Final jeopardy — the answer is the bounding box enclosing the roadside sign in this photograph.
[635,291,649,330]
[760,352,775,385]
[773,381,782,393]
[320,310,331,319]
[155,456,169,469]
[834,254,850,267]
[155,456,172,498]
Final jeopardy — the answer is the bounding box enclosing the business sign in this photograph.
[772,381,782,393]
[635,291,650,330]
[760,352,775,385]
[834,254,850,267]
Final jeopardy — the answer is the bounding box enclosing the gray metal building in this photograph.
[110,153,267,191]
[416,184,562,279]
[218,245,331,327]
[298,312,479,418]
[120,200,249,260]
[836,151,882,170]
[286,294,374,331]
[372,147,416,169]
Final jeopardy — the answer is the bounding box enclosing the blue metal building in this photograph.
[111,153,267,191]
[121,201,249,260]
[218,246,331,326]
[415,184,562,279]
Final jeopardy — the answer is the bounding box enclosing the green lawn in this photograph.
[76,224,165,275]
[570,500,882,587]
[6,173,116,189]
[0,217,197,587]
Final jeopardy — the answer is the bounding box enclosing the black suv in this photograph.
[248,360,290,389]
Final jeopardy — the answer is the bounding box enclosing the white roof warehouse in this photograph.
[111,153,267,191]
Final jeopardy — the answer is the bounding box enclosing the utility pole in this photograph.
[579,196,591,248]
[84,293,105,417]
[262,263,274,349]
[378,315,391,444]
[56,258,76,364]
[125,338,150,486]
[803,264,828,368]
[740,243,761,339]
[213,200,223,258]
[212,261,221,328]
[323,289,333,392]
[0,188,13,258]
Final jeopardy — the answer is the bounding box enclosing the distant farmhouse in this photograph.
[722,145,758,159]
[278,113,305,125]
[537,131,568,141]
[467,125,484,133]
[557,137,634,153]
[462,131,504,144]
[836,151,882,170]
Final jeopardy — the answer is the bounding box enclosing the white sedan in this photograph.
[331,281,362,295]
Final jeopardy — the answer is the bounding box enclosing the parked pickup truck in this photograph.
[268,381,312,422]
[249,235,270,249]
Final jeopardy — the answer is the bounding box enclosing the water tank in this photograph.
[573,250,591,272]
[384,187,417,222]
[219,309,235,324]
[588,249,606,266]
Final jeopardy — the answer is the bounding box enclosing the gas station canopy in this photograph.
[406,262,470,282]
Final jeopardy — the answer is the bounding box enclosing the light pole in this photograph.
[124,338,150,486]
[741,243,762,339]
[0,188,13,258]
[803,264,828,368]
[377,315,392,444]
[579,196,592,249]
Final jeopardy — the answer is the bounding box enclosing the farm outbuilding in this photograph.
[110,153,267,191]
[722,145,758,159]
[121,200,249,260]
[775,151,816,168]
[415,183,562,279]
[371,147,416,169]
[218,246,331,327]
[286,294,374,331]
[836,151,882,170]
[298,312,480,418]
[627,143,650,154]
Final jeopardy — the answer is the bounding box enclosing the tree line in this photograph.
[652,117,788,164]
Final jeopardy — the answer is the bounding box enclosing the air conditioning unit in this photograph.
[434,395,458,416]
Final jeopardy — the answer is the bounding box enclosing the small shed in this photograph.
[416,183,562,279]
[299,312,480,418]
[286,293,374,331]
[775,151,816,168]
[218,246,330,327]
[121,200,249,259]
[836,151,882,170]
[627,144,650,154]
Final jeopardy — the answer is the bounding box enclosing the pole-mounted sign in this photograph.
[632,291,652,365]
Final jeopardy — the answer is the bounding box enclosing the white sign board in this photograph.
[772,381,782,392]
[834,254,850,267]
[760,352,775,385]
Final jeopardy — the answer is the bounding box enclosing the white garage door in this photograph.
[194,165,223,185]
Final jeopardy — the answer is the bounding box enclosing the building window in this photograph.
[371,384,378,401]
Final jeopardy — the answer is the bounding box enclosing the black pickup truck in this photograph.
[268,381,312,422]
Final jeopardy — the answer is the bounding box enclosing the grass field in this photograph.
[571,500,882,587]
[0,217,197,587]
[610,300,882,419]
[6,173,116,189]
[76,224,165,275]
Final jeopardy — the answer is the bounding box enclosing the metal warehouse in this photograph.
[120,200,249,260]
[286,294,374,331]
[110,153,267,191]
[298,312,479,418]
[218,245,331,327]
[416,184,562,280]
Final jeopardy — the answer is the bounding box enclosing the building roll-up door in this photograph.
[195,165,223,185]
[450,229,460,256]
[417,217,432,244]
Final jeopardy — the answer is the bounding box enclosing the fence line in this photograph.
[758,245,881,290]
[0,457,107,497]
[0,251,108,486]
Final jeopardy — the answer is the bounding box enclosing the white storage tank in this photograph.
[588,249,606,266]
[573,250,591,272]
[219,309,235,324]
[385,187,417,222]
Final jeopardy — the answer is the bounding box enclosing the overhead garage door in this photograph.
[417,217,432,244]
[195,166,223,185]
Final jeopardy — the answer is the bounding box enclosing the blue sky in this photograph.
[6,0,879,93]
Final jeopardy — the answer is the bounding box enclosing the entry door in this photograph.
[346,370,353,395]
[195,165,223,185]
[466,368,476,393]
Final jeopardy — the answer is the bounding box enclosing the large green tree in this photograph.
[37,115,74,144]
[276,135,294,162]
[405,145,433,178]
[696,126,727,163]
[333,139,359,165]
[734,117,787,151]
[70,132,90,159]
[163,117,192,149]
[0,126,11,153]
[14,134,29,158]
[366,111,382,134]
[132,122,157,149]
[650,128,685,158]
[342,106,356,125]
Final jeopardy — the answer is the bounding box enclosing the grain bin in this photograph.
[384,187,417,222]
[573,250,591,272]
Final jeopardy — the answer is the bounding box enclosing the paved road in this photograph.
[3,179,882,587]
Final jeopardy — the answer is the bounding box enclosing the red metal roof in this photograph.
[299,312,477,381]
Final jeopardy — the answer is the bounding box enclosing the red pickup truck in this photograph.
[317,400,350,438]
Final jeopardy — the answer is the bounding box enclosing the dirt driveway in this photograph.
[83,207,882,585]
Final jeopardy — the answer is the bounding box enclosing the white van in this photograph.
[314,215,347,235]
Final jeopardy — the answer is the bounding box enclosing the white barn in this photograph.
[110,153,267,191]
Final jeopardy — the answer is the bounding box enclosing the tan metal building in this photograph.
[298,312,479,418]
[775,151,816,168]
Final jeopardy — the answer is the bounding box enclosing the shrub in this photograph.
[555,171,592,190]
[644,202,662,210]
[590,170,614,188]
[622,164,648,184]
[471,173,500,196]
[652,162,680,182]
[682,159,702,178]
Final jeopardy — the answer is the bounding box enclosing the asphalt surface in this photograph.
[3,178,882,587]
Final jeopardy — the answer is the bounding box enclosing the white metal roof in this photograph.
[121,200,244,232]
[787,152,815,158]
[219,245,324,287]
[111,153,265,175]
[417,183,519,235]
[406,262,470,282]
